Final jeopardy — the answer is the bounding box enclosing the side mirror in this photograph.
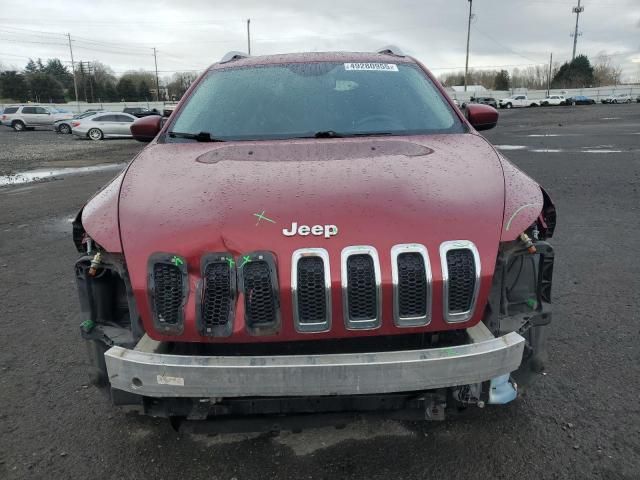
[465,104,498,131]
[130,115,162,142]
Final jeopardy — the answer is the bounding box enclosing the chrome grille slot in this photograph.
[440,241,481,323]
[391,244,431,327]
[292,249,331,333]
[341,246,381,330]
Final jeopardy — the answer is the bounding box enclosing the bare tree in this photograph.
[593,53,623,86]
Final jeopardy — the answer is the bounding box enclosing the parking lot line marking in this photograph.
[494,145,527,150]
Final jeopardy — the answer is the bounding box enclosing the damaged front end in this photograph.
[73,213,144,386]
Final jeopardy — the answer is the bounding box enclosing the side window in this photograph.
[116,115,134,122]
[35,107,49,114]
[4,107,18,114]
[22,106,36,114]
[94,115,115,122]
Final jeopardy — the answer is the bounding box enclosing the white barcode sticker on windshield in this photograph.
[344,63,398,72]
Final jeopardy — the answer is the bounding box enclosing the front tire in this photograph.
[505,103,512,109]
[88,128,103,141]
[59,123,71,134]
[12,120,25,132]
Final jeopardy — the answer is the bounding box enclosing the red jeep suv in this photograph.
[73,47,555,429]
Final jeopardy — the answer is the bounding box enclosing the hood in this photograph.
[118,134,507,341]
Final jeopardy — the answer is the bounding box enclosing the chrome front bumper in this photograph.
[105,323,524,398]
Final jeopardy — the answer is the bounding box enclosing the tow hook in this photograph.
[88,252,102,277]
[519,232,537,254]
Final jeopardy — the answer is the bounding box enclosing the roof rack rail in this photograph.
[220,51,250,64]
[376,45,405,57]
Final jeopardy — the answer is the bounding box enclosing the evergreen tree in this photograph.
[138,80,151,100]
[552,55,595,88]
[24,58,41,74]
[0,71,29,101]
[43,58,73,91]
[28,73,65,103]
[117,77,137,101]
[494,70,510,90]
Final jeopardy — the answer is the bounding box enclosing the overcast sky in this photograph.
[1,0,639,81]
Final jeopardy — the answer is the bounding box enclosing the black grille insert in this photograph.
[446,249,476,313]
[152,263,183,325]
[397,252,427,318]
[201,261,233,332]
[243,260,277,326]
[346,254,377,321]
[296,256,327,324]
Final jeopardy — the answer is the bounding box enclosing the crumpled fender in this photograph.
[78,169,126,252]
[499,156,544,241]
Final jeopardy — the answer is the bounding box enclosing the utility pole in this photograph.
[247,18,251,55]
[464,0,473,92]
[79,61,88,103]
[67,33,80,112]
[547,52,553,96]
[153,47,161,102]
[87,62,94,103]
[571,0,584,60]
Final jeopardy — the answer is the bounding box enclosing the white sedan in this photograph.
[602,94,632,104]
[541,95,567,106]
[72,112,137,140]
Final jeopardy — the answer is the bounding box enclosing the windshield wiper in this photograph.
[167,131,225,142]
[309,131,396,139]
[313,130,344,138]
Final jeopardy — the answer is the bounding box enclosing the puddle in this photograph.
[494,145,527,151]
[273,420,413,456]
[582,149,622,153]
[188,419,413,456]
[0,163,125,187]
[526,134,580,137]
[531,149,564,153]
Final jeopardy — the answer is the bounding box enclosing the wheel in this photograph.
[88,128,103,141]
[12,120,25,132]
[626,99,631,104]
[505,103,512,109]
[613,100,617,104]
[530,103,538,107]
[59,123,71,134]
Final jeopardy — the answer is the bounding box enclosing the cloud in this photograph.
[1,0,638,79]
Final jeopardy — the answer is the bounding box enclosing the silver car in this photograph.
[55,110,103,134]
[72,112,137,140]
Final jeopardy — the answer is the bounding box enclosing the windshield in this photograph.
[167,62,463,141]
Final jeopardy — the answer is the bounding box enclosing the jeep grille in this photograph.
[440,241,481,323]
[200,258,234,335]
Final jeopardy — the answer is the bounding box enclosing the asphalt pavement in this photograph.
[0,104,639,480]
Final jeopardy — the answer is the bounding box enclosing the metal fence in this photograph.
[2,85,640,112]
[0,101,171,113]
[449,85,640,103]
